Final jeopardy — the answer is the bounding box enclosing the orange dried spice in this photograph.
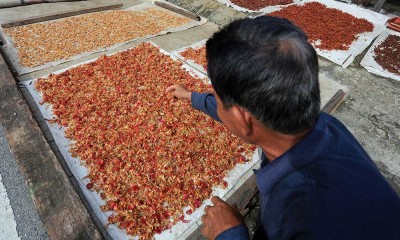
[35,43,255,239]
[181,46,208,70]
[269,2,374,50]
[5,8,190,68]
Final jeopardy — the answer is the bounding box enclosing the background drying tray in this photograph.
[261,0,388,68]
[0,1,207,76]
[360,29,400,82]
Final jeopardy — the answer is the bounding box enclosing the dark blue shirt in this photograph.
[191,92,400,240]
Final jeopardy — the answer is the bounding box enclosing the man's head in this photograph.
[206,16,320,135]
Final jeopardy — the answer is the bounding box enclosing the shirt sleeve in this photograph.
[216,224,250,240]
[191,92,221,122]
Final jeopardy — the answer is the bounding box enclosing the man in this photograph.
[166,16,400,240]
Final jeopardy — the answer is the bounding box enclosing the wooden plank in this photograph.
[1,3,123,28]
[0,28,7,46]
[0,44,18,76]
[373,0,387,12]
[321,89,346,114]
[154,1,201,21]
[225,174,258,214]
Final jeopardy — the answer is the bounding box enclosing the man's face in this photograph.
[215,93,243,140]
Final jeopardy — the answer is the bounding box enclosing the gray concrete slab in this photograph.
[0,125,47,240]
[0,174,20,240]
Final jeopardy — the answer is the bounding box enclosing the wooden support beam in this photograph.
[321,89,346,114]
[373,0,386,12]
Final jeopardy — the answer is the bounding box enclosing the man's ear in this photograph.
[231,105,253,136]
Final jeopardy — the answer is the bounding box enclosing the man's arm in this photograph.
[191,92,221,122]
[165,84,221,122]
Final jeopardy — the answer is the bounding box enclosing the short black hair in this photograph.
[206,16,320,134]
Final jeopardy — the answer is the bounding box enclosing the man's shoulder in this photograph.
[314,113,377,171]
[272,167,312,190]
[317,113,355,142]
[265,159,400,239]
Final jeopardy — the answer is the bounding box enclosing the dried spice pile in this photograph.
[35,43,255,239]
[373,35,400,75]
[181,46,207,70]
[268,2,374,50]
[231,0,293,10]
[5,7,190,68]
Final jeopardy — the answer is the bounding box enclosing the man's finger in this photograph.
[204,205,211,215]
[165,85,176,93]
[201,214,212,239]
[201,214,207,224]
[201,225,209,238]
[211,196,224,206]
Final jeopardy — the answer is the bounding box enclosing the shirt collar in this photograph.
[255,113,330,195]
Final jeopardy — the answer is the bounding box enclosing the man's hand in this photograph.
[201,196,245,240]
[165,84,192,101]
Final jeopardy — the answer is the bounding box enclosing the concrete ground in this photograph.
[0,0,399,239]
